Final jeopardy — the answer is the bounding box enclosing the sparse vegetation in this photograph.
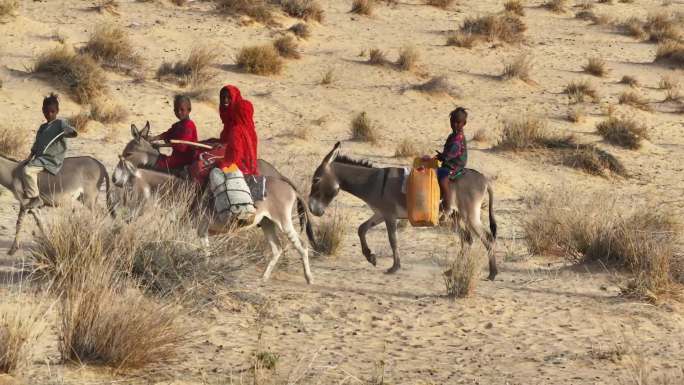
[471,128,491,142]
[313,211,346,256]
[236,45,284,75]
[410,75,460,97]
[289,22,311,39]
[94,0,120,15]
[396,46,419,71]
[459,14,526,45]
[620,17,647,39]
[0,125,28,158]
[368,48,388,66]
[68,111,92,133]
[501,53,533,82]
[446,31,477,48]
[583,57,608,77]
[350,111,379,143]
[567,106,585,123]
[90,97,128,123]
[443,251,481,299]
[394,138,419,158]
[664,87,682,102]
[619,75,639,87]
[280,0,324,22]
[564,79,599,103]
[320,68,335,85]
[644,13,681,43]
[83,24,142,72]
[216,0,274,23]
[618,91,653,111]
[351,0,374,15]
[0,0,18,18]
[504,0,524,16]
[33,46,107,104]
[655,41,684,67]
[157,46,218,87]
[427,0,455,9]
[0,298,43,374]
[596,116,648,149]
[522,190,680,300]
[273,35,301,59]
[544,0,567,13]
[575,10,599,23]
[562,144,626,176]
[494,115,573,151]
[659,75,679,90]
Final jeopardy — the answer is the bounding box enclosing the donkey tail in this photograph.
[296,196,317,249]
[487,183,497,240]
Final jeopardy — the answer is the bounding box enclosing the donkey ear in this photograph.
[323,142,341,166]
[131,124,140,139]
[140,121,150,139]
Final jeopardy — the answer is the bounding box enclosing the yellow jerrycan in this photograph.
[407,157,441,227]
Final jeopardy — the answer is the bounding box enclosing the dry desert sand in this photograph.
[1,0,684,384]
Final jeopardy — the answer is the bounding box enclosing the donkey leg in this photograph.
[385,218,401,274]
[283,219,313,285]
[466,211,497,281]
[358,212,383,266]
[261,220,283,282]
[29,209,47,239]
[8,208,27,256]
[197,217,211,251]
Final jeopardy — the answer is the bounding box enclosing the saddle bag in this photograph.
[189,144,225,185]
[208,167,256,219]
[407,157,440,227]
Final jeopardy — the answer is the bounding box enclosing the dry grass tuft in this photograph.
[94,0,120,15]
[320,68,335,85]
[655,41,684,67]
[273,35,301,59]
[351,0,374,15]
[460,14,527,45]
[618,91,653,111]
[427,0,455,9]
[567,106,585,123]
[644,13,681,43]
[522,190,680,300]
[544,0,567,13]
[564,79,599,103]
[0,298,44,374]
[395,46,419,71]
[446,31,477,48]
[583,57,609,77]
[280,0,324,22]
[501,53,533,82]
[596,116,648,149]
[504,0,524,16]
[494,115,573,151]
[289,22,311,39]
[33,46,108,104]
[443,251,482,299]
[664,87,682,102]
[0,0,19,18]
[619,17,647,39]
[313,211,346,256]
[659,75,679,90]
[83,24,142,72]
[410,75,460,97]
[619,75,639,87]
[368,48,388,66]
[215,0,274,23]
[575,10,598,22]
[562,144,627,176]
[350,111,379,143]
[236,45,284,75]
[394,138,419,158]
[0,125,28,158]
[157,46,218,87]
[68,111,92,133]
[90,97,128,123]
[471,128,491,142]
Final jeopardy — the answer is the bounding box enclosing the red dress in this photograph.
[155,119,198,170]
[217,85,259,175]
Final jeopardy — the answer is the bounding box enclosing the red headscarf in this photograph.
[218,85,258,175]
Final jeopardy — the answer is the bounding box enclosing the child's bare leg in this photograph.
[439,177,451,212]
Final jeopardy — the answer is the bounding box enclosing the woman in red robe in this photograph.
[217,85,259,175]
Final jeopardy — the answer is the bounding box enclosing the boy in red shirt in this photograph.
[150,95,198,172]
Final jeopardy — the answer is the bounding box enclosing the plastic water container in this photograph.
[407,157,440,227]
[209,167,256,219]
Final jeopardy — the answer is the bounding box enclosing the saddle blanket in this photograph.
[245,175,267,202]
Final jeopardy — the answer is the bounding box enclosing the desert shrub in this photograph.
[443,251,481,298]
[562,144,626,176]
[273,35,301,59]
[522,190,680,299]
[280,0,324,22]
[394,138,418,157]
[83,24,142,71]
[320,68,335,85]
[471,128,490,142]
[659,75,679,90]
[426,0,454,9]
[655,41,684,67]
[644,13,681,42]
[368,48,387,65]
[494,115,573,151]
[501,53,533,82]
[0,0,18,18]
[619,17,647,39]
[543,0,567,13]
[313,211,345,256]
[664,87,682,102]
[618,91,652,111]
[68,111,92,133]
[564,79,599,103]
[583,57,608,77]
[396,46,419,71]
[409,75,460,97]
[619,75,639,87]
[289,22,311,39]
[33,46,107,104]
[351,0,373,15]
[575,10,597,22]
[157,46,218,87]
[0,298,43,373]
[350,112,378,143]
[460,14,526,44]
[236,45,284,75]
[446,31,476,48]
[504,0,524,16]
[596,116,648,149]
[215,0,273,23]
[90,97,128,123]
[567,106,585,123]
[0,125,28,157]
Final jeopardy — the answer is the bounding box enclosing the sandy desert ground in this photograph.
[1,0,684,384]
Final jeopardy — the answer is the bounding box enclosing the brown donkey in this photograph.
[0,154,110,255]
[308,142,498,279]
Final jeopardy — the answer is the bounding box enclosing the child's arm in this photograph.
[62,120,78,138]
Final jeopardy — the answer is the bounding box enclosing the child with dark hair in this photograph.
[436,107,468,210]
[150,94,198,171]
[19,93,78,209]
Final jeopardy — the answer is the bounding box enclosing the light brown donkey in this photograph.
[0,154,110,255]
[308,142,498,279]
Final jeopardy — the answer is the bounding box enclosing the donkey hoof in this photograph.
[364,252,377,266]
[385,265,400,274]
[487,273,497,281]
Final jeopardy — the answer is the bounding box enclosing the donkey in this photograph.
[308,142,498,279]
[0,154,110,255]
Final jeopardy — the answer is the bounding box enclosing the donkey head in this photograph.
[308,142,342,217]
[123,121,159,168]
[112,155,138,188]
